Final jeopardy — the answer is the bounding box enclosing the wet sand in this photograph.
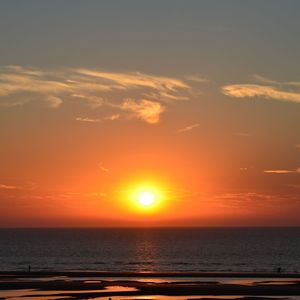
[1,272,300,299]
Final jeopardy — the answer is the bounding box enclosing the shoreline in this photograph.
[2,272,300,299]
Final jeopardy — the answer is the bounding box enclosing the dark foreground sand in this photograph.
[1,272,300,300]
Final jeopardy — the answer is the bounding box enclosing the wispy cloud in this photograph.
[264,170,294,174]
[71,94,104,108]
[143,91,189,102]
[46,95,63,108]
[0,65,194,123]
[264,168,300,174]
[75,117,101,123]
[76,68,189,92]
[222,74,300,104]
[98,162,109,172]
[222,84,300,103]
[104,114,120,121]
[0,180,37,191]
[185,75,209,83]
[76,114,120,123]
[121,99,165,124]
[254,74,300,87]
[239,167,248,171]
[0,184,17,190]
[252,74,280,85]
[177,123,199,133]
[212,192,300,209]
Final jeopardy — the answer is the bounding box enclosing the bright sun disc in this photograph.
[138,191,155,206]
[124,181,166,213]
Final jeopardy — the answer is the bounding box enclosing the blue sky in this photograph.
[1,0,299,80]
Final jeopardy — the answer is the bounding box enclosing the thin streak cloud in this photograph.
[75,117,101,123]
[104,114,120,121]
[222,84,300,103]
[98,162,110,173]
[264,168,300,174]
[75,69,189,91]
[253,74,300,87]
[0,184,17,190]
[185,75,209,83]
[264,170,295,174]
[177,123,200,133]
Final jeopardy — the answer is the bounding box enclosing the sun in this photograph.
[119,178,168,213]
[127,183,163,212]
[138,191,155,206]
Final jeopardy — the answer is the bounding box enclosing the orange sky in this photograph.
[0,1,300,227]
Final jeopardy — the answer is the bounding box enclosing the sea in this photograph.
[0,227,300,273]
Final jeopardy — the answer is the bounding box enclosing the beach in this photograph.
[2,272,300,300]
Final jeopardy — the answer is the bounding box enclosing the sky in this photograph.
[0,0,300,227]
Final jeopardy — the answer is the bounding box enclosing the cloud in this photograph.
[0,180,37,192]
[71,94,104,108]
[253,74,280,85]
[98,162,109,172]
[185,75,209,83]
[0,65,193,123]
[143,91,189,102]
[212,192,300,209]
[222,84,300,103]
[121,99,165,124]
[0,184,17,190]
[222,74,300,104]
[264,170,294,174]
[239,167,248,171]
[75,117,101,123]
[104,114,120,121]
[177,123,199,133]
[76,114,120,123]
[46,95,63,108]
[264,168,300,174]
[253,74,300,87]
[75,68,189,91]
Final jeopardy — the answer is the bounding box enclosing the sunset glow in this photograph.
[1,1,300,227]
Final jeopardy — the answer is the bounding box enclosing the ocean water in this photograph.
[0,228,300,273]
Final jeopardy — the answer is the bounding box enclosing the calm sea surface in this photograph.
[0,228,300,272]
